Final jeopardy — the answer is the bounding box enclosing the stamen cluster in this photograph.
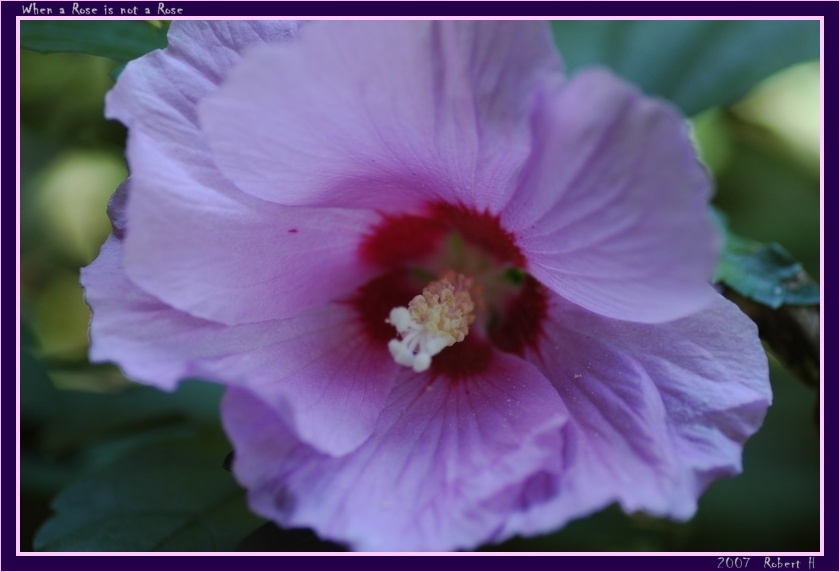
[387,271,477,372]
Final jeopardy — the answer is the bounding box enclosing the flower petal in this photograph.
[200,21,562,211]
[82,236,397,456]
[506,69,718,323]
[222,351,569,551]
[119,130,380,325]
[504,289,770,536]
[107,20,299,137]
[106,22,382,325]
[106,22,298,199]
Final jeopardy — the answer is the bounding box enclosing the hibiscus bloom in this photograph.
[82,21,771,551]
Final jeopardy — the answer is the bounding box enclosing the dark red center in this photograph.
[351,202,547,379]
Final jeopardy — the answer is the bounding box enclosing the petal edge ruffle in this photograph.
[82,235,397,456]
[504,289,770,537]
[506,69,719,324]
[222,351,570,551]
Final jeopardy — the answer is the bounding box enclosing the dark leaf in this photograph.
[480,504,688,552]
[713,213,820,388]
[237,523,347,552]
[20,21,167,63]
[20,321,60,424]
[37,380,224,453]
[552,20,819,116]
[222,451,234,473]
[716,235,820,309]
[722,287,820,389]
[34,435,260,551]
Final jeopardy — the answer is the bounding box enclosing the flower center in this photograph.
[353,203,548,379]
[386,271,479,372]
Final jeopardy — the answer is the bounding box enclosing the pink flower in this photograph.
[82,21,771,551]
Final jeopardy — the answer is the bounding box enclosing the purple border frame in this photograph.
[3,1,838,16]
[7,2,837,571]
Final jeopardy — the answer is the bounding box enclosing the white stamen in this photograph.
[386,271,477,372]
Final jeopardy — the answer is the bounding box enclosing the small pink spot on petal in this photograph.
[288,228,299,234]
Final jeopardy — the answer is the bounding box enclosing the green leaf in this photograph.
[237,523,347,552]
[715,234,820,309]
[34,435,261,551]
[551,20,819,116]
[38,380,224,453]
[481,504,689,551]
[20,321,60,423]
[20,21,167,63]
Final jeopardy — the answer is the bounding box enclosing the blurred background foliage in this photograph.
[19,20,820,552]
